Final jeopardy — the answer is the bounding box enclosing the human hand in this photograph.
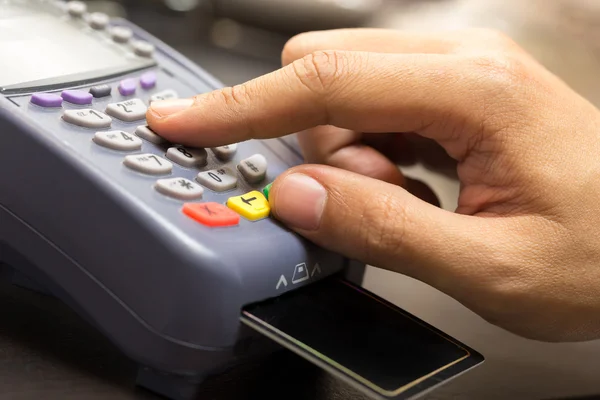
[146,28,600,342]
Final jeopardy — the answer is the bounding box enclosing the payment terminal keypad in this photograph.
[16,66,276,229]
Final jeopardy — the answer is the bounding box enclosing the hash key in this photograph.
[238,154,267,184]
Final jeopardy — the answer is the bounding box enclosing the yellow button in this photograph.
[226,191,270,221]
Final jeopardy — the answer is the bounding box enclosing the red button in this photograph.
[183,202,240,227]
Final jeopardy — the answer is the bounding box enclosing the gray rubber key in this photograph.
[62,109,112,129]
[238,154,267,183]
[166,146,208,168]
[155,177,204,200]
[135,125,167,144]
[196,168,237,192]
[211,144,237,161]
[93,131,142,151]
[106,99,147,122]
[150,90,178,103]
[124,153,172,175]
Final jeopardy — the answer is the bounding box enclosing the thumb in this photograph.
[268,165,505,294]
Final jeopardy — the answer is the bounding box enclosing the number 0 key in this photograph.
[196,168,237,191]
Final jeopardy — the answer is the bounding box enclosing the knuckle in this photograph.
[291,50,347,95]
[361,193,408,263]
[215,84,250,109]
[468,53,531,92]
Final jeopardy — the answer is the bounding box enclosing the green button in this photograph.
[263,182,273,200]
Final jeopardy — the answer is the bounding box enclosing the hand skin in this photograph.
[146,28,600,343]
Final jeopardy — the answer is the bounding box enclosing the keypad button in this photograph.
[140,72,157,90]
[182,203,240,227]
[31,93,63,108]
[93,130,142,151]
[150,89,178,103]
[67,1,86,17]
[90,85,111,98]
[196,168,237,192]
[166,146,208,168]
[211,144,238,161]
[119,79,137,96]
[133,40,155,58]
[63,109,112,129]
[61,90,93,105]
[106,98,147,122]
[124,154,172,175]
[238,154,267,183]
[135,125,166,144]
[262,182,273,200]
[155,178,204,200]
[88,12,109,30]
[110,26,132,43]
[227,191,270,221]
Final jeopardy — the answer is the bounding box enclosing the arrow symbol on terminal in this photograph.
[311,263,322,277]
[276,275,288,290]
[242,196,257,206]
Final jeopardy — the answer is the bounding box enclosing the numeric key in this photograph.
[196,168,237,192]
[211,144,237,161]
[166,146,208,168]
[124,154,172,175]
[106,99,147,122]
[93,131,142,151]
[135,125,166,144]
[63,109,112,129]
[150,89,178,103]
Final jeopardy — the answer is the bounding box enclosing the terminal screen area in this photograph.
[0,5,154,91]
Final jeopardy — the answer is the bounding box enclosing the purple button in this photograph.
[61,90,93,105]
[140,72,157,90]
[31,93,63,108]
[119,79,137,96]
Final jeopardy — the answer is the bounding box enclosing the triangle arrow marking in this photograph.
[276,275,288,290]
[311,263,322,277]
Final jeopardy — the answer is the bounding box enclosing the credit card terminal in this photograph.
[0,2,483,399]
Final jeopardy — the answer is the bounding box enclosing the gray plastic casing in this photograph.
[0,13,355,377]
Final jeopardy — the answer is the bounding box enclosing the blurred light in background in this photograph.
[80,0,600,107]
[164,0,200,12]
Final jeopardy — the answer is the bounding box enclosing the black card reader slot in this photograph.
[241,277,484,400]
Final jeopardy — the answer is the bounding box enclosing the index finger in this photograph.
[146,50,516,159]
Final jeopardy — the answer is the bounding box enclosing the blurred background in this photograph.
[57,1,600,399]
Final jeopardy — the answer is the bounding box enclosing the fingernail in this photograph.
[149,98,194,118]
[274,174,327,231]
